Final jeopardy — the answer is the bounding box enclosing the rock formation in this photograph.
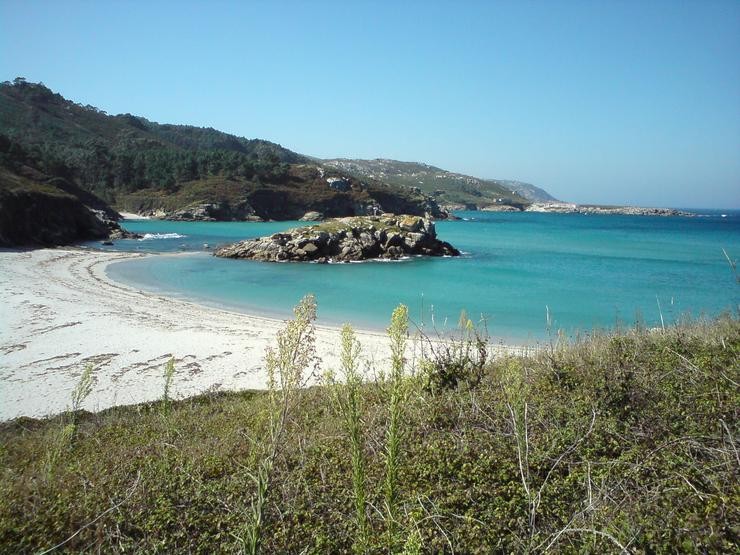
[214,215,460,263]
[167,201,263,222]
[0,167,139,247]
[525,203,693,216]
[299,211,324,221]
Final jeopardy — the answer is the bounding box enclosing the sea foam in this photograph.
[138,233,187,241]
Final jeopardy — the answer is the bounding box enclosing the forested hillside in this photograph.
[0,79,447,223]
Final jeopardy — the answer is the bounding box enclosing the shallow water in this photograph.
[96,210,740,343]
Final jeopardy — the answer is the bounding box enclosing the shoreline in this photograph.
[0,248,527,421]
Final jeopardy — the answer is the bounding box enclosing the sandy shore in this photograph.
[118,212,151,220]
[0,248,390,420]
[0,248,527,421]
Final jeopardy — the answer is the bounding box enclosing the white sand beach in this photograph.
[0,248,395,420]
[0,248,527,421]
[117,212,151,220]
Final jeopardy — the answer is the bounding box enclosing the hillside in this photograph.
[324,158,556,208]
[0,79,447,227]
[0,135,129,246]
[497,179,557,202]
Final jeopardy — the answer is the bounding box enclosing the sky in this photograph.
[1,0,739,208]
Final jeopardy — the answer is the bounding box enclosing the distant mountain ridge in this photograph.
[495,179,557,203]
[323,158,556,207]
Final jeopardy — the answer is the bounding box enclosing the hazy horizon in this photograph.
[1,0,738,209]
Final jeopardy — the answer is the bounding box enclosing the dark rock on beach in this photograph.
[214,214,460,263]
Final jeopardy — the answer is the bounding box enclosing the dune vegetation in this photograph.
[1,298,738,553]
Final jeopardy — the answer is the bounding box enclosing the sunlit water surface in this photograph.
[93,210,740,343]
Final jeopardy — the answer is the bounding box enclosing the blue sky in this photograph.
[1,0,739,208]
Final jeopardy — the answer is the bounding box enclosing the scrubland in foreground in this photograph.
[1,301,738,554]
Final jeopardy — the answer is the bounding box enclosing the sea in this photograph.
[93,210,740,344]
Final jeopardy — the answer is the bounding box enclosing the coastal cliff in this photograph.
[0,165,134,248]
[214,214,460,262]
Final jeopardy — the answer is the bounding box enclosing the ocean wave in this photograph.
[348,256,412,264]
[138,233,187,241]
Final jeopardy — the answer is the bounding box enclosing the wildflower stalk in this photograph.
[162,357,175,416]
[45,364,94,477]
[243,294,317,554]
[384,304,409,547]
[326,324,368,552]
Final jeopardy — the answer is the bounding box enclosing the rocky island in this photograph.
[214,214,460,263]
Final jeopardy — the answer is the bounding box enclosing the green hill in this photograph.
[324,158,557,208]
[0,79,447,231]
[497,178,557,203]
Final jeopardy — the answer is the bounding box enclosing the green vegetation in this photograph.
[324,324,369,552]
[324,158,555,208]
[0,80,447,222]
[0,165,71,197]
[43,364,95,478]
[383,305,410,548]
[1,309,738,553]
[161,358,176,417]
[0,79,300,204]
[0,130,125,246]
[241,295,317,553]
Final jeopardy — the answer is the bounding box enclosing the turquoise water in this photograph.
[95,211,740,342]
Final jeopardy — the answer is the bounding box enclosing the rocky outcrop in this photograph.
[105,223,141,241]
[441,203,479,211]
[441,202,524,213]
[0,166,139,247]
[0,188,138,247]
[525,203,693,217]
[370,189,449,220]
[299,211,324,221]
[167,201,263,221]
[214,214,460,263]
[480,204,522,212]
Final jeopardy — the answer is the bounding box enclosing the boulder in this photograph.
[399,216,424,232]
[299,211,324,221]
